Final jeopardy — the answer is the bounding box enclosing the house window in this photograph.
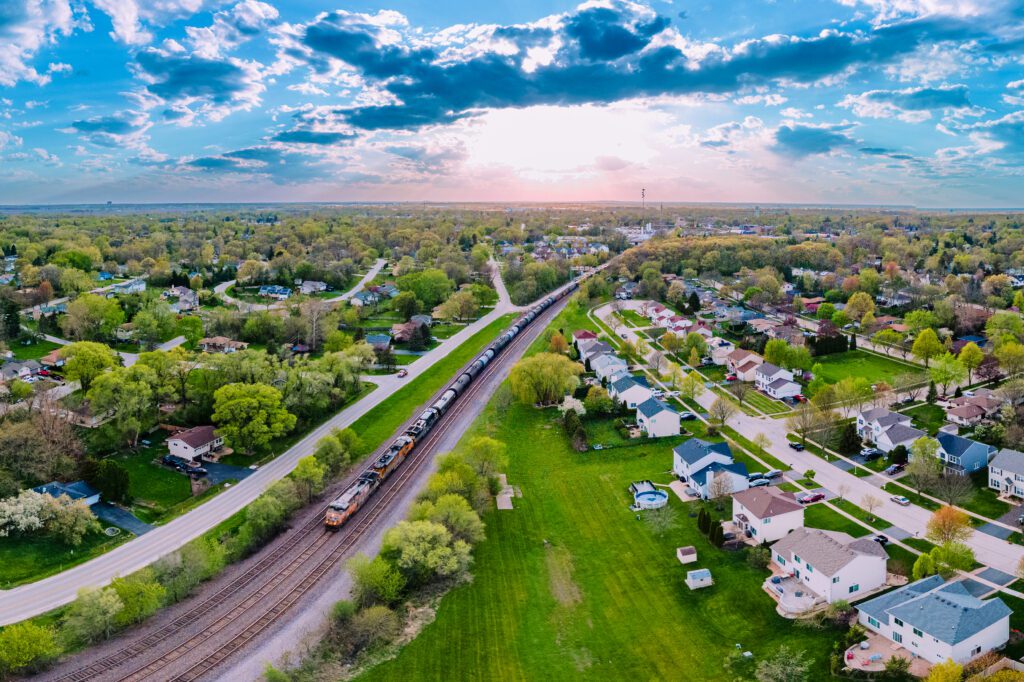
[972,646,982,656]
[894,618,904,627]
[794,555,801,564]
[867,617,880,628]
[777,556,786,566]
[764,518,771,524]
[912,628,922,637]
[892,633,902,644]
[849,584,860,593]
[806,564,813,573]
[991,479,1000,487]
[832,577,840,584]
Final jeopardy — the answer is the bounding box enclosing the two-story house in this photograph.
[770,528,888,607]
[988,448,1024,499]
[672,439,748,500]
[755,363,800,400]
[935,431,996,476]
[856,576,1011,665]
[167,425,225,462]
[636,398,680,438]
[876,424,926,454]
[732,487,804,543]
[856,408,912,442]
[593,354,629,381]
[726,349,764,382]
[608,375,653,409]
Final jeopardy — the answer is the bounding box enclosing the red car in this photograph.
[798,492,826,504]
[38,369,50,376]
[725,374,738,382]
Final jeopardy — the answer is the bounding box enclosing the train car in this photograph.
[372,435,414,480]
[325,472,379,530]
[451,372,473,394]
[432,388,457,414]
[405,407,439,438]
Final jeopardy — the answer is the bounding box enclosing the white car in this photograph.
[890,495,911,506]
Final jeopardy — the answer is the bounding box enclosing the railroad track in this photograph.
[53,295,566,682]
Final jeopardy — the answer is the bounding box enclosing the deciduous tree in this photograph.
[509,353,582,406]
[926,506,971,545]
[212,383,297,455]
[59,341,117,391]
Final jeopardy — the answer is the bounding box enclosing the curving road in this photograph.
[213,258,387,312]
[0,258,534,626]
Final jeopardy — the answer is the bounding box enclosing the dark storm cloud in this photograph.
[135,49,258,105]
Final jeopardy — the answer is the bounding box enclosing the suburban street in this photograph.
[0,259,529,626]
[593,300,1024,577]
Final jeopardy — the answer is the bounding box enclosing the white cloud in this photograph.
[32,147,61,166]
[734,93,788,106]
[90,0,206,45]
[780,107,813,119]
[0,0,81,87]
[185,0,279,59]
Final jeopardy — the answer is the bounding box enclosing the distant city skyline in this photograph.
[0,0,1022,207]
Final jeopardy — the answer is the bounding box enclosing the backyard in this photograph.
[900,403,946,436]
[11,337,63,361]
[811,350,924,386]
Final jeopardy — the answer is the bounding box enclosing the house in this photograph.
[609,375,653,409]
[351,290,380,307]
[615,281,638,299]
[727,349,764,381]
[593,354,629,381]
[32,480,100,506]
[856,576,1011,665]
[748,318,780,335]
[685,568,714,590]
[935,432,996,475]
[0,360,40,382]
[41,349,65,367]
[731,487,805,543]
[299,280,328,295]
[198,336,249,354]
[770,528,888,605]
[765,377,802,400]
[672,439,748,499]
[111,278,146,296]
[258,284,292,300]
[877,423,926,454]
[163,286,199,312]
[580,341,615,364]
[755,363,794,391]
[571,329,598,351]
[374,283,400,299]
[636,398,680,438]
[856,408,913,442]
[391,318,429,343]
[708,338,736,365]
[167,425,224,462]
[410,314,433,328]
[97,271,114,281]
[988,448,1024,499]
[366,333,392,351]
[769,325,806,346]
[947,404,986,427]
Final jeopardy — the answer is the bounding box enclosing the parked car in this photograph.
[793,394,807,403]
[592,444,604,451]
[620,333,628,339]
[38,369,50,376]
[679,412,697,421]
[798,492,825,504]
[397,369,408,378]
[188,467,208,477]
[749,478,771,488]
[748,472,765,481]
[872,535,889,545]
[890,495,911,506]
[651,389,664,398]
[788,442,805,451]
[860,447,882,457]
[725,374,738,382]
[885,463,905,475]
[764,469,783,479]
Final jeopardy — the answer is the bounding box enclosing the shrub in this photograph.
[349,605,401,653]
[746,546,771,569]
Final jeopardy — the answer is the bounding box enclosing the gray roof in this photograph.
[772,528,887,577]
[756,362,785,379]
[882,423,925,445]
[937,431,993,459]
[990,448,1024,476]
[673,438,733,465]
[611,376,647,394]
[732,487,802,518]
[768,377,798,390]
[883,579,1011,646]
[860,407,902,423]
[858,575,945,623]
[637,397,676,419]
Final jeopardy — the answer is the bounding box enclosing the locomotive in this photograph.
[325,276,585,530]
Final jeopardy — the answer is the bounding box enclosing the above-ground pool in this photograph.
[634,489,669,510]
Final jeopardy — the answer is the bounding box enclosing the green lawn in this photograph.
[803,502,872,538]
[349,314,517,456]
[811,350,924,386]
[113,444,193,524]
[743,391,791,415]
[0,528,132,588]
[618,309,649,328]
[901,404,946,436]
[11,338,62,361]
[359,401,838,682]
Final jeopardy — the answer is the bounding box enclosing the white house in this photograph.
[876,423,925,454]
[33,480,100,506]
[731,487,804,544]
[988,448,1024,499]
[300,280,328,295]
[755,363,792,388]
[592,354,629,381]
[609,375,653,409]
[856,576,1011,665]
[636,398,680,438]
[708,338,736,365]
[856,408,912,442]
[167,425,224,462]
[672,439,748,499]
[770,528,888,606]
[947,404,986,427]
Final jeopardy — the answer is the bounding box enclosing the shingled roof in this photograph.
[772,528,887,577]
[732,487,803,518]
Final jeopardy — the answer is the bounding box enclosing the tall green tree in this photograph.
[212,383,297,455]
[59,341,117,391]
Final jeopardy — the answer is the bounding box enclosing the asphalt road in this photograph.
[0,259,524,626]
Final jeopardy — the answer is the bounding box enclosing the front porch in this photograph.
[844,633,932,678]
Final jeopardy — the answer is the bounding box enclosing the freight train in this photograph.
[325,277,583,530]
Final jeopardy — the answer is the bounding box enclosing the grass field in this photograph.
[743,391,790,415]
[901,404,946,435]
[11,338,62,361]
[811,350,924,386]
[0,528,132,588]
[349,313,517,456]
[803,502,871,538]
[359,400,837,682]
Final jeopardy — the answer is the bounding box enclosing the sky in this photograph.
[0,0,1023,207]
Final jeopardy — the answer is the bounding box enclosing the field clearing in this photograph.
[812,350,923,386]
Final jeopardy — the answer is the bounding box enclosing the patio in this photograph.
[763,570,823,616]
[844,633,932,678]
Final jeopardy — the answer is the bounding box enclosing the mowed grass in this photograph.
[11,338,62,361]
[349,313,517,455]
[0,528,132,588]
[901,403,946,436]
[812,350,924,385]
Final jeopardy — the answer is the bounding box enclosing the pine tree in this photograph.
[927,381,937,403]
[688,291,700,313]
[848,334,857,350]
[711,523,725,547]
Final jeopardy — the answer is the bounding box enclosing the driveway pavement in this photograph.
[202,461,254,486]
[92,502,153,536]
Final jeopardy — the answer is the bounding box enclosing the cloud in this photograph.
[277,2,983,131]
[59,111,163,161]
[836,0,1011,23]
[954,110,1024,155]
[271,129,357,145]
[0,130,23,151]
[385,142,467,174]
[0,0,81,86]
[773,122,857,157]
[132,44,265,122]
[184,145,331,183]
[184,0,278,59]
[32,147,60,166]
[90,0,205,46]
[839,84,976,122]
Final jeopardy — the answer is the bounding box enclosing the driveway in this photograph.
[202,461,255,486]
[92,502,153,536]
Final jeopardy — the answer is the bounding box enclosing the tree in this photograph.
[347,554,406,606]
[926,659,963,682]
[995,341,1024,378]
[435,290,479,321]
[87,365,158,447]
[930,541,975,579]
[509,353,583,405]
[46,494,100,546]
[728,381,752,406]
[643,504,679,536]
[676,371,705,402]
[463,436,508,484]
[396,268,453,307]
[177,315,204,348]
[292,455,327,503]
[755,645,811,682]
[212,383,297,455]
[548,332,569,354]
[787,404,822,445]
[1,298,21,341]
[410,494,485,544]
[906,440,942,494]
[59,294,124,341]
[873,328,903,355]
[753,432,771,456]
[889,444,909,465]
[708,471,733,502]
[0,621,58,675]
[929,353,967,396]
[110,568,166,627]
[912,328,944,367]
[349,604,401,652]
[930,473,974,506]
[837,483,850,503]
[861,494,881,521]
[905,310,938,334]
[393,291,421,320]
[61,586,124,645]
[583,385,614,415]
[707,398,738,432]
[59,341,117,391]
[661,331,683,354]
[845,291,875,322]
[380,520,472,587]
[958,342,984,383]
[7,379,33,405]
[838,422,862,454]
[764,339,789,366]
[926,506,972,545]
